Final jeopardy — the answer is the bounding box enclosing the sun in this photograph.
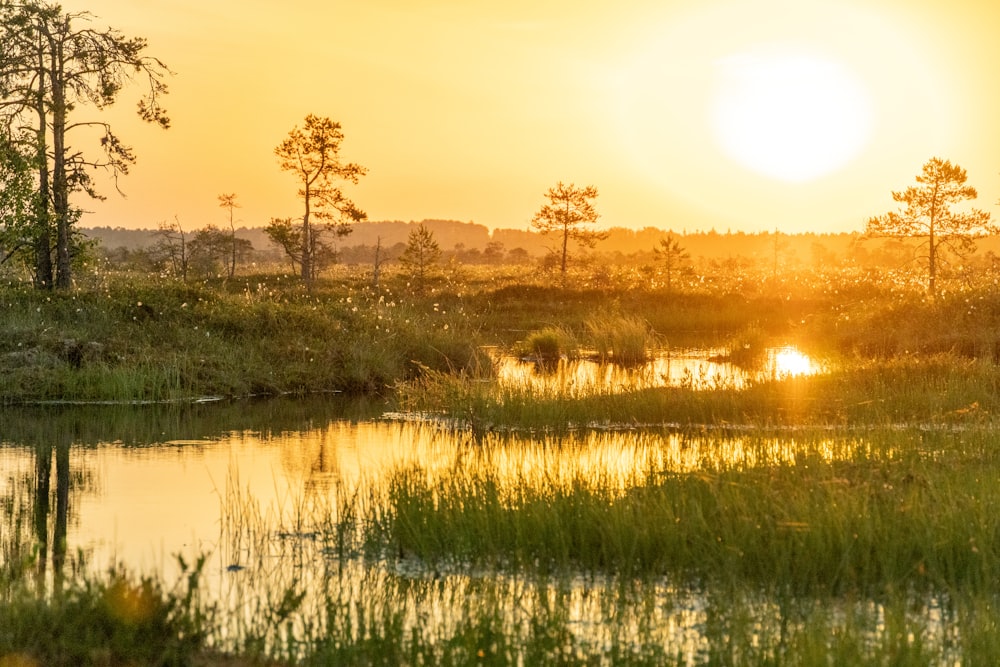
[709,45,874,183]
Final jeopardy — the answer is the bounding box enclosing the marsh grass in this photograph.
[12,268,1000,662]
[0,274,486,402]
[357,428,1000,594]
[0,555,214,666]
[515,326,577,363]
[584,314,657,365]
[9,424,1000,663]
[400,352,1000,430]
[200,426,1000,664]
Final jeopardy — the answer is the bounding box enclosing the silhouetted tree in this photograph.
[151,217,189,281]
[274,114,365,284]
[189,225,232,276]
[265,215,341,279]
[531,182,607,283]
[482,240,505,265]
[653,233,690,293]
[399,223,441,294]
[0,1,170,288]
[770,229,789,280]
[217,193,240,279]
[866,157,994,295]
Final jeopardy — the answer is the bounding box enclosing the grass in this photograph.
[0,273,487,402]
[584,313,656,364]
[10,264,1000,662]
[356,428,1000,592]
[398,352,1000,431]
[0,556,215,666]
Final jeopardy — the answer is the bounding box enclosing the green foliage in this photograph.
[0,135,35,269]
[0,0,171,289]
[0,557,212,666]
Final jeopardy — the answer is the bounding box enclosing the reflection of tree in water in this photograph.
[34,439,71,587]
[1,395,376,583]
[277,427,342,495]
[1,428,96,592]
[1,394,383,446]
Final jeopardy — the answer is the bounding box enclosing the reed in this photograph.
[359,428,1000,595]
[399,352,1000,430]
[584,314,656,365]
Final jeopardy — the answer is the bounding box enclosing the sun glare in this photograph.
[771,347,816,377]
[710,46,874,183]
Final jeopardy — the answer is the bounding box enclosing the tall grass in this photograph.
[584,314,657,365]
[357,428,1000,596]
[398,352,1000,430]
[0,274,487,402]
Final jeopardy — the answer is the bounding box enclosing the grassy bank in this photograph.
[0,273,486,403]
[7,265,1000,405]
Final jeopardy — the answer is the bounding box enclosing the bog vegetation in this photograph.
[2,1,1000,658]
[6,231,1000,663]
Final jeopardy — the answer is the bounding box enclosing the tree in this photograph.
[151,217,189,281]
[189,225,234,277]
[217,193,241,279]
[0,133,34,267]
[770,229,790,280]
[274,114,366,284]
[399,223,441,294]
[264,215,341,279]
[530,182,607,282]
[653,233,690,294]
[0,1,170,289]
[866,157,994,295]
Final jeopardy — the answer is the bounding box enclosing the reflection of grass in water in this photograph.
[207,427,1000,663]
[401,353,1000,430]
[366,428,1000,594]
[9,427,1000,662]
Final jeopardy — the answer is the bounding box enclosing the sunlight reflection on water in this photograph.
[495,345,824,394]
[0,403,946,661]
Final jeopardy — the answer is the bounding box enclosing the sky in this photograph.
[57,0,1000,234]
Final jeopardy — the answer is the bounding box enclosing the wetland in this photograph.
[5,268,1000,665]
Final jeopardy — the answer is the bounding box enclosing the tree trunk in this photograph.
[51,34,71,289]
[32,39,53,289]
[560,222,569,283]
[301,187,312,284]
[928,235,937,296]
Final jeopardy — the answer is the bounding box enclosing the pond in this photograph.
[0,385,976,662]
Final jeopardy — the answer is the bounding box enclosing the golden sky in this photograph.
[60,0,1000,234]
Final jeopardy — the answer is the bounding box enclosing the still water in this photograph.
[0,352,961,661]
[0,393,821,581]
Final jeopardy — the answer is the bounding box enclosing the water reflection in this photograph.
[0,399,954,660]
[3,405,851,585]
[495,345,824,394]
